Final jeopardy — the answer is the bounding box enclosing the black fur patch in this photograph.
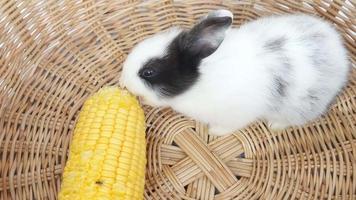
[139,31,201,97]
[138,15,232,97]
[274,75,288,97]
[264,37,291,97]
[303,89,322,113]
[264,37,287,52]
[273,59,291,98]
[301,32,327,66]
[307,90,319,102]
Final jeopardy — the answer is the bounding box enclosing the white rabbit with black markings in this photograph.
[120,10,350,136]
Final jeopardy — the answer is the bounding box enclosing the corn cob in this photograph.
[59,87,146,200]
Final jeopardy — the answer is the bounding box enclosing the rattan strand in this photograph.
[0,0,355,199]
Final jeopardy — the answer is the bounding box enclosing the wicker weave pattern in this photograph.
[0,0,355,199]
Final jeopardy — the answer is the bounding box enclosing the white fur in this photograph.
[120,13,350,135]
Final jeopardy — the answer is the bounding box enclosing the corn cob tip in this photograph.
[59,86,146,200]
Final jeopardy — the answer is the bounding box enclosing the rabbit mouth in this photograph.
[138,96,151,106]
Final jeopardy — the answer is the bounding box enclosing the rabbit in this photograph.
[120,10,350,136]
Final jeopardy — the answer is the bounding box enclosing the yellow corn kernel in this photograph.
[59,87,146,200]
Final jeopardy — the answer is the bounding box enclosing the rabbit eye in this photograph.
[140,68,157,78]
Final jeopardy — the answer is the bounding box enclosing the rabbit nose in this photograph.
[138,96,149,105]
[138,96,145,102]
[119,78,126,89]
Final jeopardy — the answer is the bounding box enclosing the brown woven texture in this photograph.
[0,0,355,199]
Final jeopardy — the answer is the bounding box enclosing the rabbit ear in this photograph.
[184,10,233,58]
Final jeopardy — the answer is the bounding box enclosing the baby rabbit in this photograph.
[120,10,350,136]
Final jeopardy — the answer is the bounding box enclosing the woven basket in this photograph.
[0,0,355,199]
